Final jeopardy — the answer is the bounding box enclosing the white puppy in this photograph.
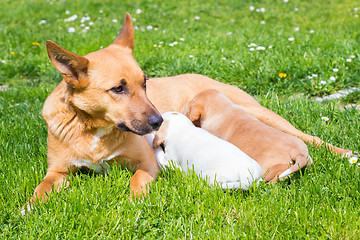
[145,112,262,190]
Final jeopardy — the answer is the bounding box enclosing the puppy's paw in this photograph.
[20,203,33,216]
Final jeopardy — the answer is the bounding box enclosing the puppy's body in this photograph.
[149,112,262,190]
[187,89,312,181]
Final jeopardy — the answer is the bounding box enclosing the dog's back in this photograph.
[151,112,262,190]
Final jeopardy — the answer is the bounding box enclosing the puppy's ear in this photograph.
[46,40,89,89]
[152,121,168,149]
[113,13,134,50]
[187,103,202,127]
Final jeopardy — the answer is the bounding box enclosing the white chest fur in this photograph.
[72,151,121,174]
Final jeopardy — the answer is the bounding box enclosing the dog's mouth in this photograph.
[116,122,154,136]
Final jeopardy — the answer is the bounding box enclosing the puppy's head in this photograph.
[187,89,226,127]
[46,13,162,135]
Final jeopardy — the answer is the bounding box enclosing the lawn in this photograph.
[1,0,360,239]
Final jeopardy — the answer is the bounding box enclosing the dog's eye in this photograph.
[111,85,124,93]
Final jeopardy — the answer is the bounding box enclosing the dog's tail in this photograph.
[278,154,312,179]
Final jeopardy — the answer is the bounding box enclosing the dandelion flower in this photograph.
[10,51,15,55]
[330,76,336,81]
[189,55,194,58]
[321,116,329,121]
[32,42,41,47]
[333,68,338,72]
[288,37,295,41]
[279,73,287,78]
[68,27,76,33]
[136,9,142,14]
[320,80,327,85]
[249,6,255,11]
[349,157,358,164]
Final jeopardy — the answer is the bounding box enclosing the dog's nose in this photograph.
[147,115,163,130]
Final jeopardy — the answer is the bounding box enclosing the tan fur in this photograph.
[25,13,353,210]
[187,89,313,181]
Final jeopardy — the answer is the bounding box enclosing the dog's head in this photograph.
[46,13,162,135]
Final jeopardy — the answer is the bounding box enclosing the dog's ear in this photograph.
[46,40,89,89]
[187,103,202,127]
[113,13,134,50]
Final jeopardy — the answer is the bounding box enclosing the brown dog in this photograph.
[24,13,355,212]
[187,89,312,181]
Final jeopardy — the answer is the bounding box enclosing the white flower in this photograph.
[65,10,70,15]
[64,14,78,22]
[294,8,299,11]
[180,38,185,41]
[321,116,329,121]
[134,26,139,30]
[283,0,289,2]
[230,19,235,23]
[231,60,235,63]
[257,46,266,50]
[153,44,157,48]
[268,45,273,49]
[349,157,358,164]
[112,19,118,23]
[260,21,266,24]
[260,7,266,12]
[309,30,315,34]
[354,7,358,11]
[256,9,260,12]
[183,19,188,23]
[249,48,255,51]
[320,80,327,85]
[99,10,103,14]
[189,55,194,58]
[169,43,174,47]
[307,75,313,79]
[222,57,226,60]
[294,27,300,31]
[1,60,6,64]
[248,43,257,47]
[333,68,338,72]
[173,41,178,45]
[159,41,164,44]
[288,37,295,41]
[226,32,232,35]
[136,9,142,14]
[39,20,46,25]
[68,27,76,33]
[312,74,318,78]
[250,6,255,11]
[195,16,200,20]
[132,18,136,22]
[146,25,153,30]
[346,58,352,62]
[84,26,90,30]
[81,16,90,23]
[350,55,356,59]
[89,22,94,26]
[330,76,336,81]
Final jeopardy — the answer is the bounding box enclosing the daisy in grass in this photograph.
[321,116,329,122]
[349,157,358,164]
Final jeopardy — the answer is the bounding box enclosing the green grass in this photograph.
[1,0,360,239]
